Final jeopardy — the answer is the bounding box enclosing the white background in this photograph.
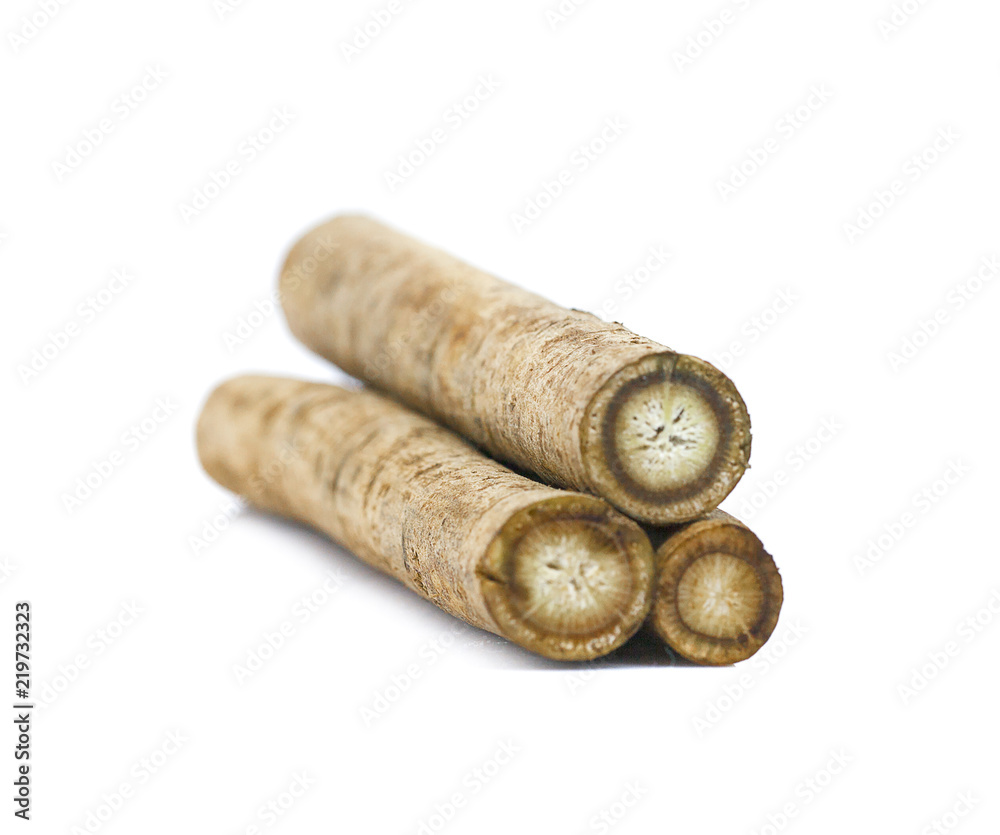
[3,0,999,832]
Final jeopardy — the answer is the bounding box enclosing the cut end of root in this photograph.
[651,520,782,665]
[479,495,654,661]
[581,353,751,524]
[676,553,763,639]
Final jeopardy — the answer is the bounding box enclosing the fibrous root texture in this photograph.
[196,375,655,661]
[279,215,751,524]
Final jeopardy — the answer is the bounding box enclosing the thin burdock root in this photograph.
[196,376,655,661]
[647,510,782,665]
[279,215,751,525]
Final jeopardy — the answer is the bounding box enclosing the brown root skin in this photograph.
[279,215,750,524]
[647,510,783,665]
[196,375,654,661]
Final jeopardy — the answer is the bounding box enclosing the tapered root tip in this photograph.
[651,521,782,665]
[479,495,654,661]
[581,353,751,524]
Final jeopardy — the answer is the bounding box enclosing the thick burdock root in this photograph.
[196,376,655,661]
[279,215,751,524]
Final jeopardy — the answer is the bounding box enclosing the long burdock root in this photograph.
[648,510,782,665]
[279,215,751,524]
[196,376,655,661]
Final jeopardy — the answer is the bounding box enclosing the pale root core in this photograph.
[581,353,751,524]
[612,379,721,493]
[676,552,764,639]
[480,495,654,660]
[508,520,634,635]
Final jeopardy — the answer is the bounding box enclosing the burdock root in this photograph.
[196,375,655,661]
[648,510,782,665]
[279,215,751,524]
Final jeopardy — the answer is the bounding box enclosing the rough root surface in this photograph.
[196,376,654,660]
[279,215,750,523]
